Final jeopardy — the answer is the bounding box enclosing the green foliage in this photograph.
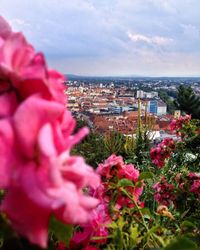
[175,85,200,119]
[72,131,109,168]
[124,100,154,169]
[139,171,154,181]
[158,90,176,114]
[164,237,198,250]
[49,216,72,247]
[104,131,124,155]
[117,178,135,187]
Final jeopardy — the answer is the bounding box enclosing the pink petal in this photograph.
[0,16,12,39]
[0,92,18,117]
[48,69,66,103]
[0,119,15,187]
[0,33,34,77]
[13,95,64,157]
[1,188,50,248]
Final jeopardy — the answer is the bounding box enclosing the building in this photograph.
[148,100,158,114]
[136,90,145,98]
[147,100,167,115]
[157,101,167,116]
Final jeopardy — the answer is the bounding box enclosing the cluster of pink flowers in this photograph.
[169,115,191,136]
[96,154,144,208]
[0,16,100,248]
[70,155,144,249]
[189,173,200,197]
[154,173,200,208]
[150,138,176,168]
[153,178,175,207]
[70,203,110,249]
[175,172,200,198]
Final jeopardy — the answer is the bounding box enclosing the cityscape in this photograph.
[66,76,200,141]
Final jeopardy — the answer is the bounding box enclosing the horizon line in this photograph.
[65,73,200,78]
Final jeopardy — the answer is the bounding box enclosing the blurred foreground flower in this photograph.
[0,16,100,248]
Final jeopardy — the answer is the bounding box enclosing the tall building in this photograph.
[148,100,158,114]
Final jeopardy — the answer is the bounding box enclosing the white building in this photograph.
[136,90,145,98]
[157,101,167,115]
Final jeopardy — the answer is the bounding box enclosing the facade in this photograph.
[136,90,144,98]
[148,100,158,114]
[157,101,167,115]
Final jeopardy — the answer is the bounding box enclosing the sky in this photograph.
[1,0,200,76]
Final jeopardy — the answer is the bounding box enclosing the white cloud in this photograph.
[127,32,174,46]
[181,24,200,40]
[9,18,30,28]
[0,0,200,75]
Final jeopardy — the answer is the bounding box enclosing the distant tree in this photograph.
[158,90,176,114]
[174,85,200,119]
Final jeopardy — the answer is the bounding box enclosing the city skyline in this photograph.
[1,0,200,76]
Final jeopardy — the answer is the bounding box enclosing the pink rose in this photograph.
[0,16,100,248]
[96,154,124,179]
[118,164,139,182]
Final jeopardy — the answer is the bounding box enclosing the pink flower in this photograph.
[96,154,124,179]
[153,178,175,207]
[150,138,175,168]
[169,119,177,131]
[0,16,11,40]
[1,188,50,248]
[0,16,100,248]
[169,115,191,135]
[188,172,200,179]
[0,119,18,188]
[0,100,100,246]
[190,180,200,196]
[96,155,144,210]
[118,164,139,182]
[0,17,65,105]
[56,242,66,250]
[70,203,110,248]
[188,173,200,197]
[91,183,110,203]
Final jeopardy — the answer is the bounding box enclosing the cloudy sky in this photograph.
[1,0,200,76]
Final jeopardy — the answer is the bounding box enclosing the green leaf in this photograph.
[181,220,196,228]
[165,237,198,250]
[130,225,139,242]
[117,178,134,187]
[49,216,73,246]
[117,216,126,230]
[107,222,118,229]
[125,159,134,164]
[135,181,143,187]
[108,190,118,216]
[139,171,154,180]
[140,208,152,218]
